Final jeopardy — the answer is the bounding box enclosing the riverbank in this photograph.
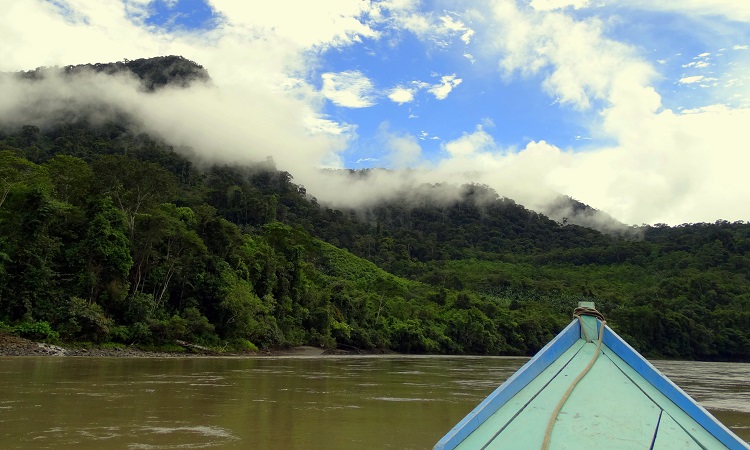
[0,332,193,357]
[0,332,364,357]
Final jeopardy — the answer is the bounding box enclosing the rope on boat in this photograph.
[573,305,605,321]
[541,308,607,450]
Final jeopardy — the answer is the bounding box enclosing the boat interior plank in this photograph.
[601,345,726,448]
[652,412,706,450]
[455,339,586,449]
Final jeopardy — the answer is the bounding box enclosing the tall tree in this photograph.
[44,154,94,205]
[92,155,178,234]
[77,197,133,306]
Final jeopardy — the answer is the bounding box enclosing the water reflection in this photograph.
[0,356,747,449]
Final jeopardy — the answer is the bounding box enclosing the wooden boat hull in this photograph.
[435,315,750,449]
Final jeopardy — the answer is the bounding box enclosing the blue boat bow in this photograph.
[435,303,750,449]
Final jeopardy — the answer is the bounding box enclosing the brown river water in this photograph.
[0,356,747,449]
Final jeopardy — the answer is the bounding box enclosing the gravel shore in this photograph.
[0,333,339,357]
[0,333,200,357]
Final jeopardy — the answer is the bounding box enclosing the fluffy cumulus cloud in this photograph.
[1,1,157,69]
[206,0,378,48]
[428,74,462,100]
[387,86,416,104]
[443,126,495,157]
[467,0,750,225]
[321,71,377,108]
[481,0,656,111]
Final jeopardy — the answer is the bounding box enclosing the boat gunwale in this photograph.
[434,318,750,450]
[602,325,750,450]
[434,319,581,450]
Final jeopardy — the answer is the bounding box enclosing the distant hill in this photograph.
[0,56,748,361]
[540,195,643,238]
[6,56,631,235]
[17,55,211,91]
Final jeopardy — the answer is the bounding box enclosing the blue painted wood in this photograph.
[434,320,580,450]
[436,316,749,450]
[603,325,750,450]
[453,340,586,449]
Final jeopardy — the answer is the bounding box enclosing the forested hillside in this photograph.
[1,57,748,360]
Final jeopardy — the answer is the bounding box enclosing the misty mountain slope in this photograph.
[2,55,645,240]
[0,122,576,356]
[0,57,749,360]
[332,183,619,262]
[3,55,644,236]
[541,195,643,238]
[0,56,215,138]
[17,55,211,92]
[189,159,627,273]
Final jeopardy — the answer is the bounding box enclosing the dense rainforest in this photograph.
[1,57,748,361]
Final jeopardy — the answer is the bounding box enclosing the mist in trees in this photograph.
[0,122,748,360]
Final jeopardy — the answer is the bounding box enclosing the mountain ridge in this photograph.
[0,56,748,361]
[16,55,211,91]
[5,55,635,235]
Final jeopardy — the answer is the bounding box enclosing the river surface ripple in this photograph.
[0,356,747,449]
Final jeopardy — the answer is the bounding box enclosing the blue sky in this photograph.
[2,0,750,226]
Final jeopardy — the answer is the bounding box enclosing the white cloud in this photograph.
[606,0,750,22]
[205,0,378,49]
[443,126,495,157]
[683,61,710,68]
[397,13,432,37]
[529,0,591,11]
[1,0,161,69]
[734,45,748,50]
[387,80,431,104]
[321,71,377,108]
[386,133,423,168]
[416,130,439,141]
[481,0,655,111]
[428,74,462,100]
[388,86,416,104]
[679,75,705,84]
[382,4,475,50]
[440,15,465,32]
[304,116,355,136]
[440,15,474,44]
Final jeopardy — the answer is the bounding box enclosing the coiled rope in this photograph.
[540,307,607,450]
